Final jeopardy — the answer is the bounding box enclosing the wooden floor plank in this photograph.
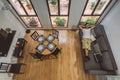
[13,30,98,80]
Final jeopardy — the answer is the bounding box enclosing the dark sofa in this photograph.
[79,24,117,75]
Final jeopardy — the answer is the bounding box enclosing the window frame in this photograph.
[46,0,71,28]
[7,0,43,28]
[79,0,112,25]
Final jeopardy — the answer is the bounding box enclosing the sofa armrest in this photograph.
[86,69,117,75]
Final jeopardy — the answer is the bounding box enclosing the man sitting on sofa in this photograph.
[79,23,96,60]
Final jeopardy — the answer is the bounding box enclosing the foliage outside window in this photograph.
[8,0,42,28]
[80,0,111,25]
[47,0,70,27]
[51,16,68,27]
[81,16,99,24]
[53,17,66,26]
[90,2,96,10]
[49,0,57,5]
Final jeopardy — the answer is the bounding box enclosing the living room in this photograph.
[0,0,120,80]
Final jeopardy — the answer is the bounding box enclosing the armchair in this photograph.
[29,52,45,61]
[50,47,62,58]
[0,63,25,74]
[31,31,39,41]
[52,29,59,40]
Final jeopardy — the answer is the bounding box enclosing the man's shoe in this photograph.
[86,56,90,60]
[84,56,90,62]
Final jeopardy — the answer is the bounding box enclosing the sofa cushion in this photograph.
[101,52,114,70]
[94,26,103,37]
[97,36,108,53]
[84,53,101,70]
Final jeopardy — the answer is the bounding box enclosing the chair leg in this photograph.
[60,48,62,53]
[52,55,57,59]
[40,59,43,61]
[55,55,58,58]
[40,57,44,61]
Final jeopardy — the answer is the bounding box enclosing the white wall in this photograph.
[0,1,26,80]
[0,73,13,80]
[68,0,86,28]
[101,0,120,74]
[0,1,26,63]
[31,0,51,29]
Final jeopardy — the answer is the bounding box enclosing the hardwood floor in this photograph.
[13,30,98,80]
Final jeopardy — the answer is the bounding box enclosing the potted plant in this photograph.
[97,1,106,10]
[53,17,66,26]
[26,1,32,10]
[5,28,12,33]
[49,0,57,5]
[29,18,38,27]
[85,19,95,24]
[90,2,96,10]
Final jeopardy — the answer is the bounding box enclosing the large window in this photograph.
[8,0,42,28]
[80,0,111,24]
[47,0,70,28]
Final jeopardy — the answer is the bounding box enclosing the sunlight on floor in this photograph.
[59,31,68,43]
[37,30,44,35]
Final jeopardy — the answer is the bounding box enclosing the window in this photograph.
[80,0,111,24]
[8,0,42,28]
[47,0,70,28]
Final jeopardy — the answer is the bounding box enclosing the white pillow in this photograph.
[90,34,96,41]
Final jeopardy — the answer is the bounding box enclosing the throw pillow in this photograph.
[94,54,103,63]
[90,34,96,41]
